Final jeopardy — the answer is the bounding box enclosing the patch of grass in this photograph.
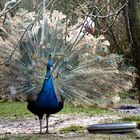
[119,90,139,104]
[120,98,138,104]
[61,103,111,115]
[0,100,32,119]
[118,115,140,128]
[0,101,111,119]
[59,125,84,133]
[119,115,140,122]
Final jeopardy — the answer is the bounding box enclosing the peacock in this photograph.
[27,54,64,133]
[0,10,135,133]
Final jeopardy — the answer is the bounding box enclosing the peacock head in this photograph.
[48,54,52,60]
[47,54,53,68]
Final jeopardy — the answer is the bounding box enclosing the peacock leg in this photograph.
[46,114,50,133]
[39,119,42,134]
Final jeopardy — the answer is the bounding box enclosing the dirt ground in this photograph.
[1,107,140,139]
[0,114,123,134]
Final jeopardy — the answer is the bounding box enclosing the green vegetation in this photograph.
[120,98,138,104]
[119,115,140,128]
[0,92,138,120]
[59,125,84,133]
[0,100,31,119]
[119,90,139,104]
[119,115,140,122]
[0,101,111,119]
[61,103,110,115]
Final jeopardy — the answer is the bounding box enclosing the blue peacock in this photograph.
[0,10,134,133]
[27,54,64,133]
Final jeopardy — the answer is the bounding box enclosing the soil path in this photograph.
[0,114,124,134]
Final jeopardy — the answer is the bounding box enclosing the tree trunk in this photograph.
[122,0,140,90]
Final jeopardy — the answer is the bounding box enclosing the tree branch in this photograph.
[94,0,129,33]
[0,0,21,17]
[74,0,128,20]
[0,0,55,66]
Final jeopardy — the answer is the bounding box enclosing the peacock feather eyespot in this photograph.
[86,44,93,49]
[63,57,69,62]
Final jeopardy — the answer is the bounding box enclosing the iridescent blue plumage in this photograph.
[36,59,59,110]
[27,57,64,133]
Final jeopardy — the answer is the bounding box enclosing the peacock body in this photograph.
[27,56,64,133]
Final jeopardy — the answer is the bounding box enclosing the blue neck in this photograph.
[46,67,51,76]
[46,59,53,77]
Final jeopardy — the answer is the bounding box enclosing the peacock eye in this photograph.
[105,59,112,65]
[86,44,92,48]
[63,58,68,62]
[67,64,72,70]
[57,33,62,39]
[102,47,105,51]
[95,55,103,62]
